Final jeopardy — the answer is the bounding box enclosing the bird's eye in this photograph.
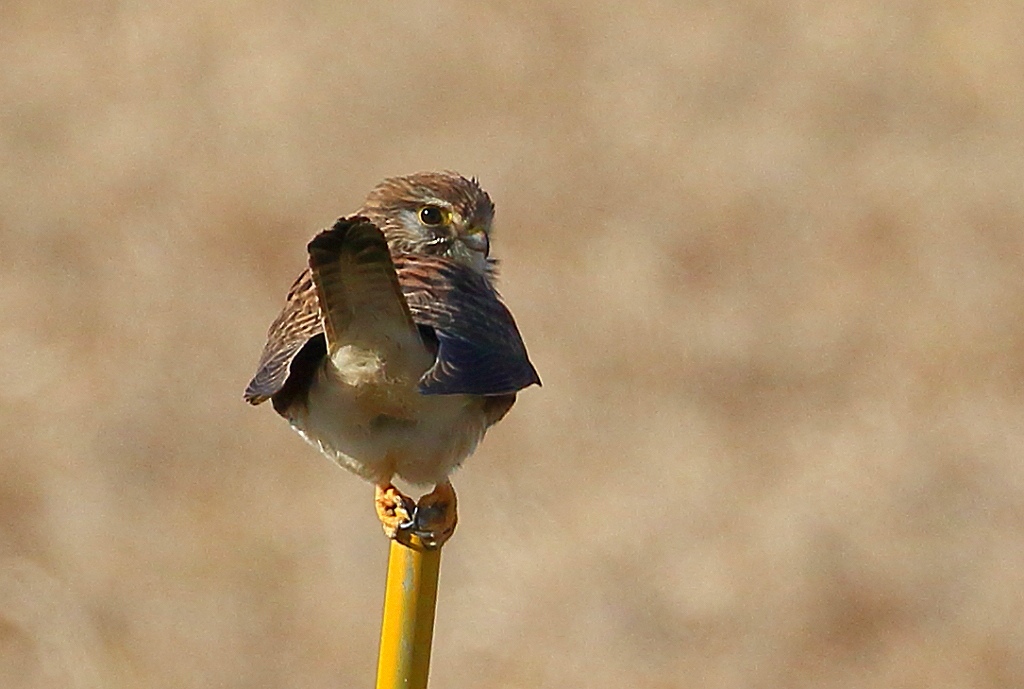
[418,205,447,226]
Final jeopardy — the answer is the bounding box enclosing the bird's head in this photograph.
[360,171,496,277]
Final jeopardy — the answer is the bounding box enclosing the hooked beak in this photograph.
[461,227,489,256]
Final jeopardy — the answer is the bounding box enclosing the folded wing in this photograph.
[396,255,541,396]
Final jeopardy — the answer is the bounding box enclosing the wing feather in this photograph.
[243,270,321,405]
[307,217,422,362]
[395,255,541,396]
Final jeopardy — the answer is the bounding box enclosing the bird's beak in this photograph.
[461,227,489,256]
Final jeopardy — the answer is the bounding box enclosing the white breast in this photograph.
[286,355,490,486]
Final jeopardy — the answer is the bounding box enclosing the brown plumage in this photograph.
[244,172,539,547]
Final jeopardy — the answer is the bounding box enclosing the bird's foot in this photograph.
[411,481,458,549]
[374,483,416,540]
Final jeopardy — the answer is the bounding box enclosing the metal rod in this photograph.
[375,535,442,689]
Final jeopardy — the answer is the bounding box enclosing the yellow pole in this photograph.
[375,535,442,689]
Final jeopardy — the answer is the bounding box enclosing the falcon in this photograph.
[244,172,540,547]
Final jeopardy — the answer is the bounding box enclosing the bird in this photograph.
[244,171,540,548]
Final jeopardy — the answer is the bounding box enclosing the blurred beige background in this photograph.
[3,2,1024,688]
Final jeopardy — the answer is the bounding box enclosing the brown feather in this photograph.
[243,270,321,405]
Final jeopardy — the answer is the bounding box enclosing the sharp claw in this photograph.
[413,504,437,532]
[413,528,441,549]
[410,499,455,549]
[398,504,417,532]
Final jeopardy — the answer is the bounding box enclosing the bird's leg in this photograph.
[374,482,415,540]
[412,480,458,549]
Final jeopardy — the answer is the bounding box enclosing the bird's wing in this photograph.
[307,216,428,374]
[243,269,322,405]
[396,255,541,396]
[244,216,426,405]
